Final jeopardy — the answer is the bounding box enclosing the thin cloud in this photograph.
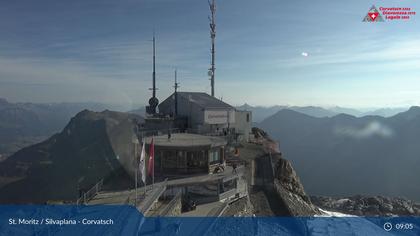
[276,37,420,69]
[334,121,394,139]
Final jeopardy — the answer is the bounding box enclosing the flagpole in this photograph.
[144,174,147,196]
[147,136,155,190]
[152,136,155,190]
[135,167,138,206]
[143,137,146,197]
[134,138,138,206]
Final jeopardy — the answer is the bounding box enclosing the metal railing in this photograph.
[219,189,237,201]
[138,178,168,214]
[137,128,184,138]
[137,127,236,139]
[76,179,104,205]
[160,191,182,216]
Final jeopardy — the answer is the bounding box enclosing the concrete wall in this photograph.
[159,94,236,135]
[232,110,252,142]
[197,109,235,134]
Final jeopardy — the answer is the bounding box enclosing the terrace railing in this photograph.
[76,179,104,205]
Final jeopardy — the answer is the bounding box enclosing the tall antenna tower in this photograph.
[208,0,216,97]
[146,33,159,115]
[152,34,156,98]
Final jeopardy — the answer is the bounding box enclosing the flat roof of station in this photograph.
[144,133,227,148]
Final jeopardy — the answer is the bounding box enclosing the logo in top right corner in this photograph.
[363,5,416,22]
[363,5,384,22]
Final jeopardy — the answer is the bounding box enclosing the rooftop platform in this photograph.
[145,133,227,148]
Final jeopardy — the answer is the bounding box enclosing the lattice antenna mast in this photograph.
[208,0,216,97]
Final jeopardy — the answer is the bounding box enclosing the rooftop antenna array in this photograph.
[208,0,216,97]
[146,33,159,115]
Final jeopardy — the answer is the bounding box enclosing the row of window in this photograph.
[156,149,222,168]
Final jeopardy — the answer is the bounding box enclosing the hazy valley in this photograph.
[258,107,420,201]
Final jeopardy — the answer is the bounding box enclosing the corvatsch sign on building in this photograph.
[204,110,235,124]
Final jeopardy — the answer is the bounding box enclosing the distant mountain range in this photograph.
[0,110,142,203]
[128,107,146,116]
[1,97,416,202]
[0,98,407,160]
[258,107,420,201]
[0,98,132,157]
[237,104,407,122]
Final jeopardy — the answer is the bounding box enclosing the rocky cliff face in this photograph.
[251,127,280,153]
[272,154,320,216]
[246,128,320,216]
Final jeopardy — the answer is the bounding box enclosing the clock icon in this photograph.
[384,222,393,231]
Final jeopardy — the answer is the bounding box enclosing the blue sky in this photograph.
[0,0,419,109]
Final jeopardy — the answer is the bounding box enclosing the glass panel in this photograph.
[162,150,177,168]
[209,149,220,164]
[177,151,186,168]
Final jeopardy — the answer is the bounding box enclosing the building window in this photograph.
[246,113,250,122]
[209,149,220,164]
[162,150,177,168]
[187,151,207,169]
[177,151,186,168]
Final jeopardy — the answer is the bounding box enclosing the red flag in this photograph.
[148,138,154,176]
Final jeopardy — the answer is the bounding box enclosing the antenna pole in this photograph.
[174,69,179,116]
[209,0,216,97]
[152,34,156,98]
[174,69,178,92]
[147,33,159,115]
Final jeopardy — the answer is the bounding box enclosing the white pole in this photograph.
[139,137,147,198]
[152,136,155,190]
[143,137,147,197]
[144,177,147,197]
[135,168,138,206]
[134,139,138,206]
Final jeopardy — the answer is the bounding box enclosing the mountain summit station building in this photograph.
[158,92,252,142]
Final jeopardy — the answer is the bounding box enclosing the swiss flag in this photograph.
[369,12,379,21]
[147,138,155,176]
